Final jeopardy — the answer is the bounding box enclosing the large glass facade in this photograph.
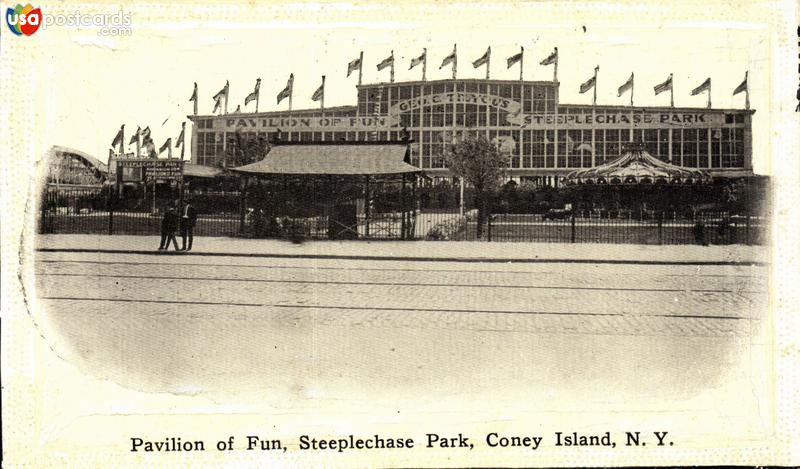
[192,79,750,173]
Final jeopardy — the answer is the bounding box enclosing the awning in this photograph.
[564,142,712,186]
[183,163,224,178]
[231,143,420,176]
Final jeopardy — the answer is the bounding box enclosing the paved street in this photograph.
[31,241,769,413]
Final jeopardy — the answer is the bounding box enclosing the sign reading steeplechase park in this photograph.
[214,92,727,131]
[115,158,184,182]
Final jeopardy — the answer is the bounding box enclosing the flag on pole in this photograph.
[617,73,633,97]
[539,48,557,66]
[733,74,747,95]
[189,82,198,114]
[245,78,261,106]
[212,81,228,114]
[311,78,324,102]
[409,50,426,70]
[128,126,140,145]
[277,74,293,104]
[176,125,184,148]
[579,74,596,94]
[440,45,456,69]
[472,47,491,68]
[653,75,672,95]
[539,47,558,82]
[111,125,124,148]
[691,78,711,95]
[141,126,154,157]
[158,138,171,155]
[141,126,152,144]
[377,53,393,71]
[347,56,362,77]
[506,50,523,68]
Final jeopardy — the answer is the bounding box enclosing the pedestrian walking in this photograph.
[180,197,197,251]
[158,201,179,251]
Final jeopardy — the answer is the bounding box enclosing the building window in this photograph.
[595,129,606,165]
[698,128,710,168]
[643,129,658,158]
[606,129,622,162]
[682,129,698,167]
[545,130,555,167]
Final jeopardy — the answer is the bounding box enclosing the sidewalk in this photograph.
[35,234,768,265]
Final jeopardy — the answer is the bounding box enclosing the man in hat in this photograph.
[180,197,198,251]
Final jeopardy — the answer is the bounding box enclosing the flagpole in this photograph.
[390,51,395,83]
[629,74,634,142]
[224,82,229,114]
[745,71,750,110]
[593,66,598,106]
[486,47,491,79]
[256,84,260,113]
[553,47,558,82]
[358,51,363,86]
[120,125,125,155]
[670,73,674,107]
[136,129,141,157]
[321,75,326,110]
[707,79,711,109]
[422,48,427,81]
[630,73,634,107]
[180,122,186,159]
[453,44,457,79]
[193,83,198,115]
[519,46,524,81]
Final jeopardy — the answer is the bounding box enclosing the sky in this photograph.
[3,0,790,175]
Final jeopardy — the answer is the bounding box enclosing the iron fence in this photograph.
[39,189,767,245]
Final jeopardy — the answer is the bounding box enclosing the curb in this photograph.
[35,248,767,266]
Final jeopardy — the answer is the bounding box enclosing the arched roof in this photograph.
[564,142,712,186]
[48,145,109,174]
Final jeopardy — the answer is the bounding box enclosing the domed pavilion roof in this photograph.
[564,142,712,186]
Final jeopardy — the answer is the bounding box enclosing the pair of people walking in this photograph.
[158,199,197,251]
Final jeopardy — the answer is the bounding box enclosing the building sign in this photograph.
[523,112,725,127]
[221,115,400,131]
[143,160,183,182]
[212,97,729,131]
[390,92,522,116]
[115,158,184,182]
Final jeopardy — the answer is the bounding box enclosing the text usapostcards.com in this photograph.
[130,431,673,453]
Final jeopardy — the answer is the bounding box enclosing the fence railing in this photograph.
[39,190,767,245]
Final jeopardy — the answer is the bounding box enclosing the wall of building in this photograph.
[190,79,752,177]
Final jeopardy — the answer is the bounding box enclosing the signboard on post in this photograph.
[143,160,184,183]
[114,159,185,197]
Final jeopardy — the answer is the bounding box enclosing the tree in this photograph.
[219,131,270,169]
[445,134,507,238]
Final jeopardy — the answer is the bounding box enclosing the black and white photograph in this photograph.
[1,1,798,467]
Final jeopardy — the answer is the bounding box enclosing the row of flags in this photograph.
[109,123,186,159]
[344,45,556,84]
[196,48,749,115]
[195,46,562,115]
[576,68,749,109]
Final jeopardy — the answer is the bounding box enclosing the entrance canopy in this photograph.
[231,142,420,176]
[565,142,712,186]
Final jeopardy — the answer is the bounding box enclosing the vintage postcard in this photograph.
[1,0,798,466]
